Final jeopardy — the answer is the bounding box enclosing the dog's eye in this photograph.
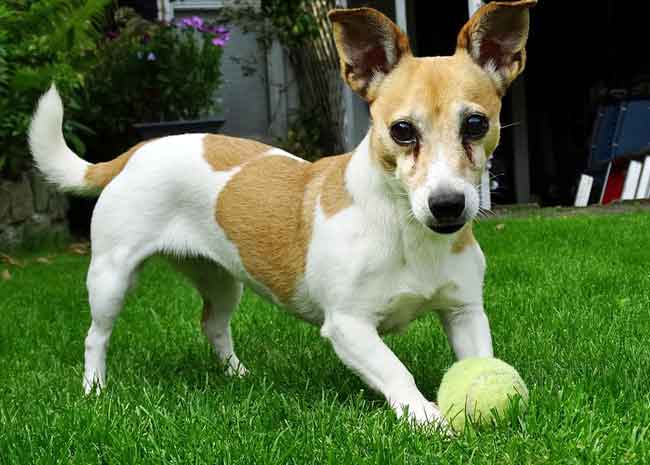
[390,120,418,146]
[462,114,489,140]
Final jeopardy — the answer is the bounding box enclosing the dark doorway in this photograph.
[414,0,650,206]
[525,0,650,205]
[413,1,518,204]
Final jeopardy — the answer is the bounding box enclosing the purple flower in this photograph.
[204,24,228,35]
[146,52,156,61]
[211,29,230,46]
[177,15,205,31]
[180,17,197,28]
[106,30,119,40]
[142,33,150,44]
[211,36,227,47]
[189,16,204,29]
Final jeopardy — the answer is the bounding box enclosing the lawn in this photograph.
[1,212,650,464]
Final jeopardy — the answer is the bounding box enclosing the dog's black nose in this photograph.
[428,191,466,222]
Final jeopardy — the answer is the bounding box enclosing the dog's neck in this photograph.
[346,131,420,230]
[346,132,396,205]
[346,129,464,249]
[344,131,455,260]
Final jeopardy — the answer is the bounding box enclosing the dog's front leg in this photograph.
[439,304,493,360]
[321,313,444,427]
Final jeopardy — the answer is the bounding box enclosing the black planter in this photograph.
[133,117,226,140]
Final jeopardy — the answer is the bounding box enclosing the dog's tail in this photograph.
[29,85,127,195]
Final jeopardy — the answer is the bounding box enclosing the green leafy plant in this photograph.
[215,0,320,50]
[276,110,326,161]
[0,0,109,179]
[82,8,228,158]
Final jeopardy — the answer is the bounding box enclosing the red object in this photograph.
[601,159,629,204]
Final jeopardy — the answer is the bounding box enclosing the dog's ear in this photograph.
[329,8,411,102]
[456,0,536,94]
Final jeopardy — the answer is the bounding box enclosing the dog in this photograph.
[29,1,535,428]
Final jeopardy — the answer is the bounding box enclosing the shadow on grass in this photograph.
[132,341,387,412]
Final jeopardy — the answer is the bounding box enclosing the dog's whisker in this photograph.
[500,121,521,130]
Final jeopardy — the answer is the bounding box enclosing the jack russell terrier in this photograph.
[29,1,535,428]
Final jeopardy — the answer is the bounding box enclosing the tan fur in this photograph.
[329,8,411,102]
[215,3,533,300]
[451,224,476,254]
[203,134,271,171]
[328,2,534,200]
[216,154,352,303]
[370,53,502,188]
[84,140,152,190]
[320,154,353,216]
[456,0,535,93]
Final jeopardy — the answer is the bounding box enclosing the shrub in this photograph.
[81,8,229,158]
[0,0,109,179]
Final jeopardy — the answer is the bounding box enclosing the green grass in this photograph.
[2,213,650,464]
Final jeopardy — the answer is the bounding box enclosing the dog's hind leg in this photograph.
[172,258,248,377]
[83,246,147,395]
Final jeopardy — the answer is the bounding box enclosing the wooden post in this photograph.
[468,0,530,206]
[340,0,370,150]
[510,78,531,203]
[395,0,407,32]
[468,1,492,210]
[266,39,289,140]
[467,0,483,15]
[157,0,173,21]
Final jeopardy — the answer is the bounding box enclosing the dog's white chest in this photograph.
[376,291,431,334]
[373,248,446,334]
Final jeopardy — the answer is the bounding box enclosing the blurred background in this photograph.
[1,0,649,249]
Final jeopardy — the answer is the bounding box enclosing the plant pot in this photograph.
[133,117,226,140]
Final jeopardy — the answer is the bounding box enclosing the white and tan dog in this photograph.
[29,1,535,427]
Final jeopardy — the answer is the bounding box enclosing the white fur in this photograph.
[32,87,493,432]
[409,152,481,228]
[265,147,309,163]
[28,85,91,193]
[308,137,491,426]
[81,134,280,392]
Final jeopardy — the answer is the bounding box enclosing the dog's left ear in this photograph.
[456,0,537,94]
[329,8,411,102]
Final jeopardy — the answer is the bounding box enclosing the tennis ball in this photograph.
[437,357,529,432]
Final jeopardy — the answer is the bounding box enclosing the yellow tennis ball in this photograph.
[437,357,529,432]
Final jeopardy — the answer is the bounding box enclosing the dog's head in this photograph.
[329,1,535,234]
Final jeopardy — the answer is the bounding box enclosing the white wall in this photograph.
[168,2,298,142]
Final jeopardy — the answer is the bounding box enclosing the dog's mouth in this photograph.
[429,223,464,234]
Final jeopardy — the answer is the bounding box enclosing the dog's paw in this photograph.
[394,400,454,435]
[82,374,105,396]
[225,362,249,378]
[419,402,455,436]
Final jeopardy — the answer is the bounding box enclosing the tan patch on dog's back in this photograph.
[203,134,271,171]
[451,223,476,254]
[319,154,353,216]
[84,140,152,190]
[216,154,352,303]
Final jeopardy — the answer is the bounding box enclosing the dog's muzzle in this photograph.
[428,191,466,234]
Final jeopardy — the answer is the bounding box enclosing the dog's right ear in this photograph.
[456,0,536,94]
[329,8,411,103]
